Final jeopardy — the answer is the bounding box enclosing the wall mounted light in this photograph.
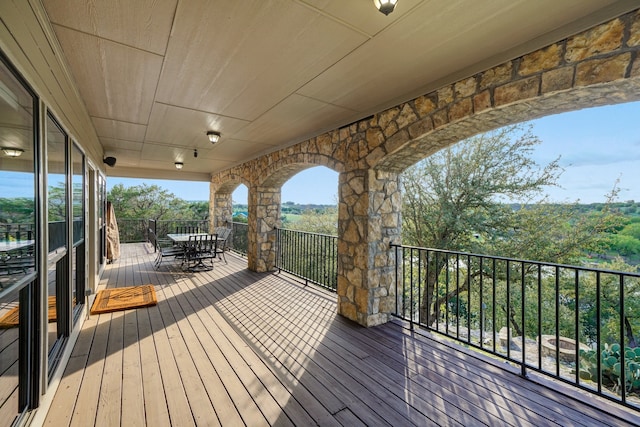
[374,0,398,15]
[175,162,183,170]
[103,156,117,167]
[207,131,221,144]
[1,147,24,157]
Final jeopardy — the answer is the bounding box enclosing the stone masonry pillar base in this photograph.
[337,169,401,327]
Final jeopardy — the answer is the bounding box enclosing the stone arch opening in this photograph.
[258,156,342,188]
[368,10,640,174]
[210,176,250,228]
[231,183,249,223]
[280,166,339,234]
[376,83,640,174]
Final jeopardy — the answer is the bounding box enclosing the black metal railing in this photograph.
[1,222,34,241]
[390,243,640,410]
[48,220,66,252]
[150,219,209,239]
[229,222,248,256]
[114,218,211,244]
[118,219,149,243]
[276,228,337,292]
[2,221,82,250]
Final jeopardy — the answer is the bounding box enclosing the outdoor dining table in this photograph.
[0,239,35,253]
[166,233,221,271]
[0,239,36,281]
[166,233,208,243]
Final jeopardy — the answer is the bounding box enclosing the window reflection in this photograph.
[47,115,67,254]
[0,62,36,289]
[46,114,68,369]
[1,49,38,424]
[72,143,84,315]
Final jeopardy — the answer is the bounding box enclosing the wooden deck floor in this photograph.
[42,243,640,426]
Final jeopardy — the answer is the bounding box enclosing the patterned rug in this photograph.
[90,285,157,315]
[0,296,57,328]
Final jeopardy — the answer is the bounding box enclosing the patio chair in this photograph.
[176,225,200,234]
[150,228,184,269]
[213,227,231,264]
[183,234,217,271]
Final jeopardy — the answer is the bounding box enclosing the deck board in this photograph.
[43,243,640,426]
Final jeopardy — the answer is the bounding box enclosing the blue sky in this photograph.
[523,103,640,203]
[32,100,636,205]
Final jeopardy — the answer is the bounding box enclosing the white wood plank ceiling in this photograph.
[41,0,633,180]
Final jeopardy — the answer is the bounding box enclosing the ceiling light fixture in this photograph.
[374,0,398,15]
[175,162,183,170]
[1,147,24,157]
[207,131,221,144]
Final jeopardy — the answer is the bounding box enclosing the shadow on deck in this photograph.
[43,243,640,426]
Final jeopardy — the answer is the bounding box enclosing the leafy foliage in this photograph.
[108,183,206,221]
[580,343,640,394]
[401,124,627,333]
[0,197,35,224]
[285,206,338,235]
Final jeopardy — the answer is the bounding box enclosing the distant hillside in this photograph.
[510,201,639,216]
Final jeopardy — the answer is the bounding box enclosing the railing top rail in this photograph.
[390,243,640,278]
[276,227,337,239]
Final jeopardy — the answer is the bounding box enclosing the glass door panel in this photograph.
[71,143,84,318]
[0,53,39,424]
[46,113,68,371]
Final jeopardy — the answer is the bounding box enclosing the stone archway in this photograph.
[212,156,343,273]
[370,11,640,172]
[210,172,251,230]
[210,9,640,326]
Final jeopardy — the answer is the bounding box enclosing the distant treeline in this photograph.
[233,202,337,216]
[510,201,640,216]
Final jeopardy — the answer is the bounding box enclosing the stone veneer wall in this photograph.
[247,186,281,272]
[212,192,233,228]
[337,169,401,326]
[210,9,640,326]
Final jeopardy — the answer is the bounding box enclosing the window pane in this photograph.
[47,115,67,254]
[46,114,68,369]
[72,143,83,244]
[71,144,84,315]
[0,59,36,289]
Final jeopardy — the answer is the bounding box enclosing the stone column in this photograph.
[212,191,233,228]
[247,186,281,272]
[337,168,401,327]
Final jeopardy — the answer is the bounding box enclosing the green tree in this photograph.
[108,183,188,221]
[401,124,624,331]
[0,197,35,224]
[609,234,640,256]
[48,182,67,221]
[287,207,338,235]
[619,222,640,240]
[576,258,640,346]
[185,200,210,221]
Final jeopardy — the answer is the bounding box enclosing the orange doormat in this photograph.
[90,285,157,315]
[0,296,58,329]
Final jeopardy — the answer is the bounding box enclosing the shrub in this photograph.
[579,343,640,394]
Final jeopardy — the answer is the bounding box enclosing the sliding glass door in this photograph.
[0,52,40,426]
